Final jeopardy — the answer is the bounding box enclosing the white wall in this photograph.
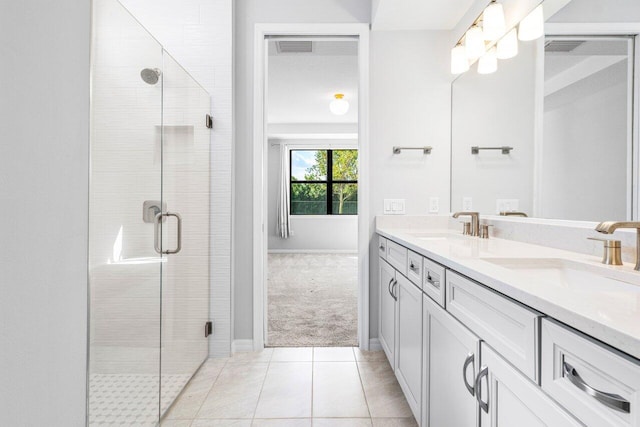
[0,1,90,425]
[550,0,640,23]
[233,0,371,340]
[120,0,234,357]
[368,30,454,340]
[267,142,358,252]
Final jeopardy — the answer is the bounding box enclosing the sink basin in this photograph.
[481,258,640,292]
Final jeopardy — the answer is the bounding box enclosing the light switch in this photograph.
[384,199,405,215]
[429,197,439,214]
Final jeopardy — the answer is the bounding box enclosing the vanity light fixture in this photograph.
[497,28,519,59]
[519,5,544,41]
[483,1,506,41]
[478,47,498,74]
[465,25,485,60]
[329,93,349,115]
[451,44,470,74]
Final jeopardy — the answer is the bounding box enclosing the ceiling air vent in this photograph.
[276,40,313,54]
[544,40,585,53]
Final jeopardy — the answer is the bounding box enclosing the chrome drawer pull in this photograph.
[426,272,440,289]
[462,353,475,397]
[379,245,385,251]
[563,361,630,413]
[409,261,419,272]
[475,365,489,413]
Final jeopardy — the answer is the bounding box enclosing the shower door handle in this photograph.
[154,212,183,255]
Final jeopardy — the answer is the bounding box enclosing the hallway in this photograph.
[162,347,416,426]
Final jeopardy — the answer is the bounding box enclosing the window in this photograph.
[290,149,358,215]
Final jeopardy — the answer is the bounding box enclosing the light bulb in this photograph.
[329,94,349,115]
[451,45,470,74]
[519,5,544,41]
[465,25,485,60]
[497,28,518,59]
[483,1,506,41]
[478,47,498,74]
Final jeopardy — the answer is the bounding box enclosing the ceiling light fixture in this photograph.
[483,1,506,41]
[465,25,485,60]
[519,5,544,41]
[451,44,470,74]
[329,93,349,115]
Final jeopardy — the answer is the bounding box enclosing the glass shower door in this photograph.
[158,51,211,416]
[89,0,163,425]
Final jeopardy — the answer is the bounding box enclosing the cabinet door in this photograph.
[379,258,397,367]
[423,295,479,427]
[479,343,583,427]
[395,274,422,421]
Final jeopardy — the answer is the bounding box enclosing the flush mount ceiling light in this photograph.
[497,28,519,59]
[465,25,485,60]
[483,1,506,41]
[478,47,498,74]
[329,93,349,115]
[451,44,470,74]
[519,5,544,41]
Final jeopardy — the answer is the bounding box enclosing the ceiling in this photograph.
[371,0,477,30]
[267,40,359,126]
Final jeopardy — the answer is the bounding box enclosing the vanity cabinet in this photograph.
[479,343,584,427]
[422,294,479,427]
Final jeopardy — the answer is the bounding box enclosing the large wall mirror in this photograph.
[450,0,640,222]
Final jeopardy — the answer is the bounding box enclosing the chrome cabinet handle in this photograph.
[563,361,630,413]
[409,261,419,272]
[391,279,398,301]
[462,353,475,397]
[379,244,385,251]
[426,272,440,289]
[154,212,183,255]
[388,278,394,299]
[475,366,489,413]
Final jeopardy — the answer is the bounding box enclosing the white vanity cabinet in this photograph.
[478,343,584,427]
[379,258,397,366]
[422,294,480,427]
[395,273,423,421]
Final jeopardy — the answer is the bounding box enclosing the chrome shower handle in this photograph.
[154,212,183,255]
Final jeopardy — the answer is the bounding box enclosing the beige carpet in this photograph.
[267,253,358,347]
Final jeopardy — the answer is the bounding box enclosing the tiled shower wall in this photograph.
[119,0,234,357]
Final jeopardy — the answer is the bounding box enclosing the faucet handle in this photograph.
[460,221,471,235]
[587,237,623,265]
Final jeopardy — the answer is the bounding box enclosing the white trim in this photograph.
[268,249,358,254]
[369,338,382,351]
[231,339,255,353]
[252,23,371,352]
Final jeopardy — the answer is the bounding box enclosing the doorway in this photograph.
[251,24,370,350]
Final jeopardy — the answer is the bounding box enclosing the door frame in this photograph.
[252,23,370,350]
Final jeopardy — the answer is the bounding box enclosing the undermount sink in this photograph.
[481,257,640,292]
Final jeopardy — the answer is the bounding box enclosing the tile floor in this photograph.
[162,347,417,427]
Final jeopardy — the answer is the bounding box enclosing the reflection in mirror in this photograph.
[450,2,638,222]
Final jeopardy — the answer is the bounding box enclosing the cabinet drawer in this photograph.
[378,235,388,260]
[386,240,407,276]
[446,271,540,381]
[423,257,445,308]
[542,319,640,427]
[406,250,423,289]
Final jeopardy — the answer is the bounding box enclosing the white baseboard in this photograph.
[231,339,255,353]
[268,249,358,254]
[369,338,382,351]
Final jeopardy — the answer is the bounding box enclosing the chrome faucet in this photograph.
[500,211,528,217]
[453,212,480,237]
[595,221,640,270]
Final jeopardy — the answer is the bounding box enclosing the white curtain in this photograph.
[276,143,291,239]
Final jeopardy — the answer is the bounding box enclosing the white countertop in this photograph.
[377,226,640,360]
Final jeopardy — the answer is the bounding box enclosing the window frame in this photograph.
[289,149,358,215]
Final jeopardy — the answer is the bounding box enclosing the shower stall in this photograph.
[88,0,211,424]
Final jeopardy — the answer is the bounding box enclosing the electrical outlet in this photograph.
[462,197,473,211]
[429,197,439,214]
[384,199,406,215]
